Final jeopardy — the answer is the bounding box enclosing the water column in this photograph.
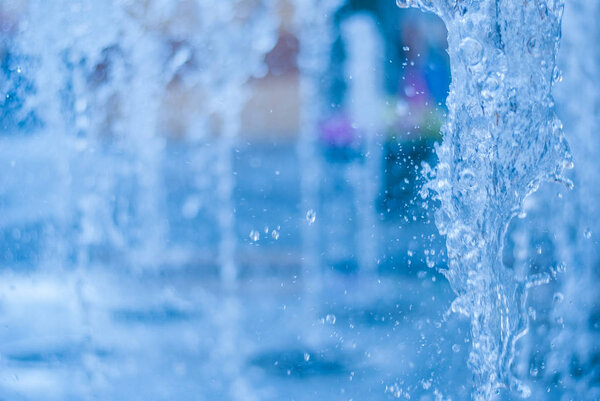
[14,2,126,395]
[397,0,571,399]
[190,0,277,285]
[15,0,81,268]
[187,3,277,399]
[341,13,384,274]
[293,0,342,318]
[207,0,243,285]
[114,1,171,270]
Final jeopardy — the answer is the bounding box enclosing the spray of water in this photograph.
[396,0,571,399]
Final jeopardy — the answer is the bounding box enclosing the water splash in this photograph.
[398,0,571,399]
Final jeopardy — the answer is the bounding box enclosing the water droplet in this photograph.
[402,45,410,51]
[552,66,562,84]
[271,229,280,240]
[325,314,336,325]
[303,352,310,362]
[306,209,316,224]
[452,344,461,352]
[553,292,564,303]
[584,228,592,239]
[563,159,574,170]
[249,230,260,242]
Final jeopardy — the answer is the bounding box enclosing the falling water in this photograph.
[341,13,384,274]
[15,0,164,269]
[5,0,596,398]
[396,0,571,399]
[293,0,342,302]
[9,1,278,399]
[182,0,277,285]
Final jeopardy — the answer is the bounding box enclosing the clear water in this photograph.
[397,0,573,399]
[1,0,599,400]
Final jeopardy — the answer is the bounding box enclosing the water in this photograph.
[522,1,600,398]
[341,13,384,274]
[293,0,343,289]
[397,0,571,399]
[2,0,597,399]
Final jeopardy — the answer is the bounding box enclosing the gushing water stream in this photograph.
[396,0,571,399]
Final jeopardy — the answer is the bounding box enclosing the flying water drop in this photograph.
[249,230,260,242]
[306,209,316,225]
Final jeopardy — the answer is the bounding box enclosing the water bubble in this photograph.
[563,159,574,170]
[459,38,484,66]
[303,352,310,362]
[325,314,336,325]
[402,45,410,51]
[458,168,477,189]
[426,256,435,268]
[481,75,500,99]
[249,230,260,242]
[452,344,461,353]
[527,36,541,57]
[583,228,592,239]
[306,209,316,224]
[553,292,564,303]
[552,66,562,84]
[271,229,280,240]
[510,380,532,398]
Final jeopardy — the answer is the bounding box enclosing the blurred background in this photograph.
[0,0,450,276]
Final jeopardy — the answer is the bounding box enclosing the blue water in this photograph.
[2,0,599,399]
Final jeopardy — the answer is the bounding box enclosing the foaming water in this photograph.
[397,0,571,399]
